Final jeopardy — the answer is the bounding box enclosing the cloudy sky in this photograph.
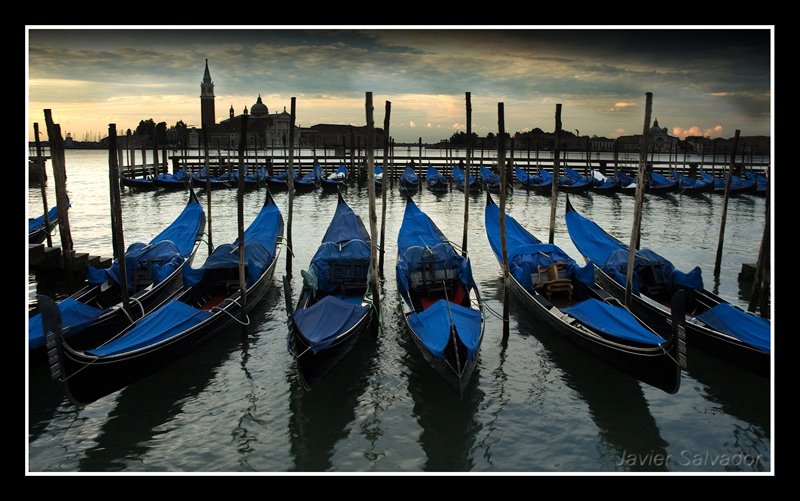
[27,27,771,142]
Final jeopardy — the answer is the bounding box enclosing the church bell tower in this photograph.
[200,59,216,127]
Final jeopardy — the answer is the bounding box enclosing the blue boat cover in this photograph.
[565,204,704,291]
[401,166,419,184]
[452,165,476,186]
[396,200,476,293]
[29,298,108,349]
[480,166,500,186]
[407,300,482,360]
[87,196,204,288]
[309,200,371,292]
[29,206,60,234]
[484,199,594,289]
[326,165,348,180]
[296,164,322,185]
[87,300,212,357]
[426,166,447,184]
[695,304,770,353]
[87,241,184,291]
[672,171,709,189]
[561,167,591,187]
[293,295,369,353]
[562,298,666,346]
[650,171,675,187]
[184,200,282,287]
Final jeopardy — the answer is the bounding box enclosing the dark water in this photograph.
[27,150,771,472]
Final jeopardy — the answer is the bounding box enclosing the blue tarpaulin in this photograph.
[87,241,184,291]
[29,298,108,349]
[29,206,60,234]
[562,299,666,346]
[650,171,675,187]
[565,203,704,292]
[426,165,447,185]
[480,166,500,186]
[87,195,204,288]
[484,198,595,290]
[452,165,476,187]
[401,166,419,185]
[407,300,482,360]
[696,304,770,352]
[309,200,371,292]
[184,200,282,287]
[293,295,369,353]
[87,300,212,357]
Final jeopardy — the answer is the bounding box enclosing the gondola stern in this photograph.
[39,295,82,407]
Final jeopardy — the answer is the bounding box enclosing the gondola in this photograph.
[399,166,420,192]
[565,198,769,375]
[191,166,230,190]
[265,168,296,191]
[590,170,619,194]
[484,194,682,394]
[451,165,480,192]
[479,166,501,193]
[647,171,679,194]
[240,166,267,189]
[374,165,384,192]
[29,190,206,353]
[515,167,544,191]
[671,170,713,194]
[120,175,157,191]
[295,164,323,193]
[702,172,757,194]
[46,190,284,405]
[615,171,639,195]
[425,165,449,194]
[321,165,349,192]
[396,197,484,394]
[288,193,374,388]
[152,167,190,190]
[559,167,593,194]
[743,170,767,196]
[29,205,60,244]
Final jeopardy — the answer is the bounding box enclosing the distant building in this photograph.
[188,60,299,150]
[300,123,385,148]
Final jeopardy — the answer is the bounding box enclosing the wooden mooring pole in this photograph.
[625,92,653,307]
[748,172,770,318]
[237,111,248,312]
[548,104,562,244]
[462,92,472,257]
[286,97,297,275]
[378,100,391,276]
[714,129,741,277]
[202,125,213,254]
[497,102,510,340]
[33,122,52,247]
[107,123,130,313]
[418,137,423,186]
[365,92,381,311]
[43,109,74,286]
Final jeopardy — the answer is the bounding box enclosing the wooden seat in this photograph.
[534,262,573,301]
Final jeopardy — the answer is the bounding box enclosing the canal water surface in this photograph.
[27,150,771,472]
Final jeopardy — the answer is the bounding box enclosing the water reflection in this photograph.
[513,305,670,472]
[78,322,245,471]
[287,333,378,471]
[403,334,485,471]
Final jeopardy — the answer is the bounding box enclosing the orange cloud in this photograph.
[608,101,635,111]
[409,120,416,128]
[671,124,723,139]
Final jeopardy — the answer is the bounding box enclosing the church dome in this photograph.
[251,94,268,117]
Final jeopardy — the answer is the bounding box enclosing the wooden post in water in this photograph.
[462,92,472,257]
[365,92,381,310]
[286,97,297,275]
[497,102,510,340]
[378,101,391,276]
[748,173,770,317]
[714,129,741,277]
[140,143,147,178]
[107,123,130,313]
[613,138,619,177]
[349,127,355,176]
[418,137,423,186]
[202,126,213,253]
[126,130,131,168]
[43,109,74,285]
[237,111,248,312]
[33,122,52,247]
[624,92,653,307]
[548,104,563,244]
[152,125,159,178]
